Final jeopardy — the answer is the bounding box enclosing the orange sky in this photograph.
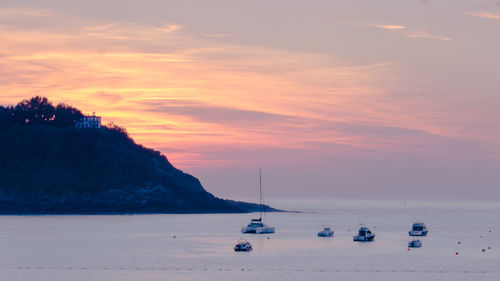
[1,1,499,199]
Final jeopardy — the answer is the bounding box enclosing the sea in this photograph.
[0,199,498,281]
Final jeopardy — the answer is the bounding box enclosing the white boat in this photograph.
[241,218,275,234]
[353,226,375,242]
[241,169,275,234]
[408,239,422,248]
[317,227,334,237]
[234,239,252,252]
[409,222,428,236]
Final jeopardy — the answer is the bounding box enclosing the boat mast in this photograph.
[259,168,263,220]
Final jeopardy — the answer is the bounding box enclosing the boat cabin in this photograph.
[409,222,428,236]
[358,227,372,236]
[248,218,264,227]
[412,223,425,231]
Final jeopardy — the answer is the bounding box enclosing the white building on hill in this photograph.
[76,113,101,128]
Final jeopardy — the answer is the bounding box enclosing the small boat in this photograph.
[241,169,275,234]
[409,222,428,236]
[317,227,334,237]
[408,239,422,248]
[234,240,252,252]
[353,226,375,242]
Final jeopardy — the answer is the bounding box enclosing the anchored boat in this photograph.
[241,217,275,234]
[317,227,334,237]
[234,240,252,252]
[409,222,428,236]
[241,169,275,234]
[353,226,375,242]
[408,239,422,248]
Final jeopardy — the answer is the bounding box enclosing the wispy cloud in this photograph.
[341,20,451,41]
[0,8,54,19]
[156,24,181,33]
[465,11,500,20]
[370,24,406,30]
[404,29,452,41]
[376,25,451,41]
[203,33,232,38]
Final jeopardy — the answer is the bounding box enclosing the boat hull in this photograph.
[234,243,252,252]
[409,230,428,236]
[408,240,422,248]
[317,231,334,237]
[234,248,252,252]
[353,235,375,242]
[242,226,275,234]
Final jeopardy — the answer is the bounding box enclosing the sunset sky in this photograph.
[1,0,499,200]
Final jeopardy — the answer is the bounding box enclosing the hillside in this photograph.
[0,97,277,214]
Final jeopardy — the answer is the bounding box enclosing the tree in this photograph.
[2,97,86,128]
[53,103,84,127]
[13,96,55,125]
[106,122,129,138]
[0,106,13,128]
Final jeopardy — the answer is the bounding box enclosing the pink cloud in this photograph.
[465,11,500,20]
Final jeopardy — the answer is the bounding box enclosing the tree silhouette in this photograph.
[54,103,83,127]
[13,96,55,125]
[0,106,13,128]
[0,96,84,128]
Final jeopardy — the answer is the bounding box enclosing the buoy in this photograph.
[267,237,270,240]
[482,249,486,252]
[488,246,492,250]
[408,248,410,251]
[173,235,176,238]
[455,252,459,255]
[480,235,483,238]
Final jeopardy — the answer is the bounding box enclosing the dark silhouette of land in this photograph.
[0,97,277,214]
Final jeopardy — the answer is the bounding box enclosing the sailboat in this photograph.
[241,169,275,234]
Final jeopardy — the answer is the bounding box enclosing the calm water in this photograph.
[0,199,498,281]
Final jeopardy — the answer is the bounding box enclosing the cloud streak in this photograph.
[347,21,451,41]
[465,11,500,20]
[370,24,406,30]
[404,29,452,41]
